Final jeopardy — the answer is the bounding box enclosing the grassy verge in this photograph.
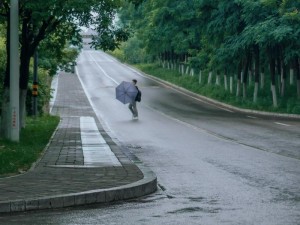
[134,63,300,115]
[0,115,60,176]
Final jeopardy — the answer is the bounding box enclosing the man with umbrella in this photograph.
[115,79,141,120]
[128,79,141,119]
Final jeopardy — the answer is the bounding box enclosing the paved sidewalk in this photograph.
[0,72,157,213]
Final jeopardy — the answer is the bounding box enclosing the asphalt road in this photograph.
[1,49,299,225]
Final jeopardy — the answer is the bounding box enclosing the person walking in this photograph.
[129,79,141,119]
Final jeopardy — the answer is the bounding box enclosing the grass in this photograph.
[135,63,300,115]
[0,115,60,176]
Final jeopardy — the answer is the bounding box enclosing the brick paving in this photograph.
[0,72,157,213]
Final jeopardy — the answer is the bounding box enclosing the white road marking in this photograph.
[49,74,59,114]
[274,122,291,127]
[80,116,121,166]
[247,116,257,119]
[95,50,118,62]
[75,66,122,167]
[87,51,119,85]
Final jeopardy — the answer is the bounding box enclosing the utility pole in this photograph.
[9,0,20,141]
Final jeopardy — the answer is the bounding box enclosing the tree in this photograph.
[118,0,300,110]
[0,0,142,138]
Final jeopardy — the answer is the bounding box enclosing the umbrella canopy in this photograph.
[116,81,138,104]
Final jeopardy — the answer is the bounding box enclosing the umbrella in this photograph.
[115,81,138,104]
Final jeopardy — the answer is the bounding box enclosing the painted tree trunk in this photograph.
[208,71,212,84]
[224,75,228,91]
[270,58,278,107]
[271,85,278,107]
[190,68,194,76]
[230,76,233,94]
[181,65,185,75]
[185,66,189,75]
[199,70,202,84]
[216,74,220,86]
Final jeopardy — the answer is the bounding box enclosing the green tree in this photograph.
[0,0,142,138]
[118,0,300,111]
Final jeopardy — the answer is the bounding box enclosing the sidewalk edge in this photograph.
[0,162,157,213]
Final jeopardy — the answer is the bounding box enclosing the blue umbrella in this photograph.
[116,81,138,104]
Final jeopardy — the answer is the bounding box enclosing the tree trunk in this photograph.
[270,58,278,107]
[190,68,194,76]
[242,52,250,99]
[271,85,278,107]
[0,89,10,138]
[181,64,185,75]
[281,64,287,97]
[185,66,189,75]
[236,79,241,97]
[20,89,27,128]
[253,83,259,103]
[276,57,282,94]
[248,70,252,86]
[1,16,10,138]
[260,72,264,89]
[243,83,247,99]
[216,73,220,86]
[19,46,31,128]
[199,70,202,84]
[253,45,260,103]
[230,76,233,94]
[208,71,212,84]
[236,63,242,97]
[224,74,228,91]
[290,68,294,85]
[295,58,300,98]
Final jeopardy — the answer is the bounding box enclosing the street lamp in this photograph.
[9,0,20,141]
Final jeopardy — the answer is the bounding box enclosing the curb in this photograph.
[0,162,157,213]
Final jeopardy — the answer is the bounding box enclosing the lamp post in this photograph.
[9,0,20,141]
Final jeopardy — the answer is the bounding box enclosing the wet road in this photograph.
[1,50,299,225]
